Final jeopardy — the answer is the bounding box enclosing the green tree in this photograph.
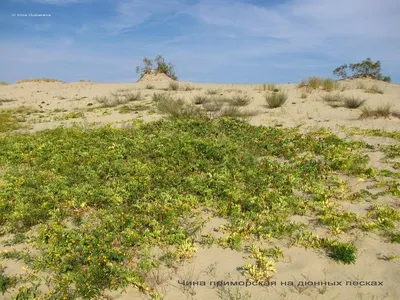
[333,58,391,82]
[136,55,177,80]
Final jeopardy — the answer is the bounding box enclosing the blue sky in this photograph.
[1,0,399,83]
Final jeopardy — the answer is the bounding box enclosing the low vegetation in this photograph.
[0,110,21,132]
[298,77,340,92]
[54,111,85,121]
[265,91,288,108]
[321,94,365,109]
[260,83,278,92]
[0,81,8,85]
[230,94,252,106]
[1,115,399,298]
[94,91,142,107]
[15,78,64,84]
[359,104,400,119]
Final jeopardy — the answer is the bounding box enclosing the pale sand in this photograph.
[0,77,399,299]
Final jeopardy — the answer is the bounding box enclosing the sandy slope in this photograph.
[0,77,399,300]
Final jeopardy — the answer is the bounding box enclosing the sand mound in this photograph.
[137,71,176,83]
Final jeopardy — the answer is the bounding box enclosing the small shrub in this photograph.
[300,93,307,99]
[265,92,288,108]
[145,84,155,89]
[0,81,8,85]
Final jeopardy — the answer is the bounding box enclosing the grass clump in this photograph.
[299,77,339,92]
[327,242,357,264]
[94,91,142,107]
[265,92,288,108]
[359,104,400,119]
[342,96,366,109]
[219,106,246,119]
[157,97,202,119]
[230,94,252,106]
[321,94,365,108]
[145,84,155,90]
